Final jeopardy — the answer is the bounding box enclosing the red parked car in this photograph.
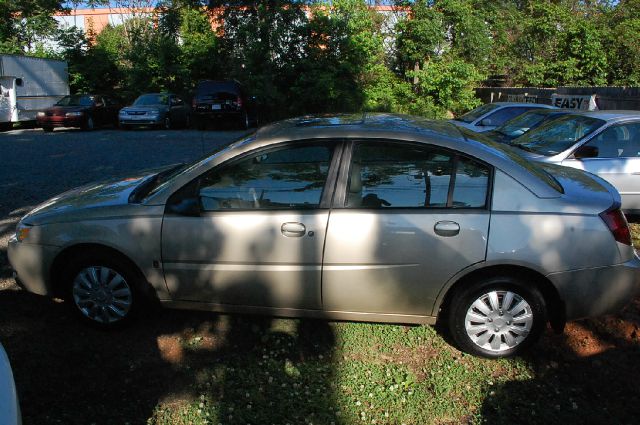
[37,94,120,132]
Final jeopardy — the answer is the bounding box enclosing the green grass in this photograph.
[147,319,535,425]
[147,226,640,425]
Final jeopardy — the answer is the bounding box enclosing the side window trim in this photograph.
[333,139,493,211]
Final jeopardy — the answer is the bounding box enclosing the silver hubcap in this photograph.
[72,266,132,324]
[87,117,93,129]
[465,290,533,353]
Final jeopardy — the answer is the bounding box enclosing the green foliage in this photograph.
[1,0,640,116]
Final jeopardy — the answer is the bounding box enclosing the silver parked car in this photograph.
[0,344,21,425]
[119,93,190,130]
[510,111,640,214]
[8,114,640,358]
[450,102,555,133]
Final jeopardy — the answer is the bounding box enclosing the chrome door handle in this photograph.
[281,222,306,237]
[434,221,460,237]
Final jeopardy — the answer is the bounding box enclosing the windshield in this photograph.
[455,103,500,123]
[496,111,549,137]
[56,95,94,106]
[134,94,169,106]
[511,115,605,156]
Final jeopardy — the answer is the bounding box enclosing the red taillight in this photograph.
[600,208,632,246]
[236,96,243,108]
[192,98,196,108]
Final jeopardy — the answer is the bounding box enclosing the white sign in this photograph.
[506,94,538,103]
[551,94,598,111]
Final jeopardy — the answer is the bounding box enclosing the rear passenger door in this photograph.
[322,141,491,318]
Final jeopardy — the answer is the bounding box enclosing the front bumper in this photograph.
[37,116,86,128]
[119,116,163,126]
[7,236,59,296]
[548,255,640,320]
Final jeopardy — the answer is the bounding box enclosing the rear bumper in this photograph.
[195,110,242,120]
[548,255,640,320]
[7,237,59,296]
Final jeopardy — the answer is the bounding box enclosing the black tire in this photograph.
[82,116,95,131]
[163,116,172,130]
[240,111,249,130]
[447,276,546,358]
[197,117,207,131]
[61,252,145,329]
[42,126,54,133]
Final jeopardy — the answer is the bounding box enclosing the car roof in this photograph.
[577,110,640,121]
[490,102,555,108]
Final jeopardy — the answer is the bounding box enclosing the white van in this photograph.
[0,54,69,130]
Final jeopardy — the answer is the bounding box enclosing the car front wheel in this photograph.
[63,254,142,328]
[447,276,546,358]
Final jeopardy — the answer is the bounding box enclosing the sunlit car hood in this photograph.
[20,166,173,226]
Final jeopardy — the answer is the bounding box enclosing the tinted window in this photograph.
[585,122,640,158]
[56,95,94,106]
[346,143,489,209]
[483,107,536,127]
[134,94,169,106]
[198,144,334,210]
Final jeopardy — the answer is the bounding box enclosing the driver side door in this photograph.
[161,141,342,310]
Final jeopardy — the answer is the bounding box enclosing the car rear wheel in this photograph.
[447,276,546,358]
[63,254,142,328]
[42,126,54,132]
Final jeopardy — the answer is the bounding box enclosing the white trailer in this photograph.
[0,54,69,130]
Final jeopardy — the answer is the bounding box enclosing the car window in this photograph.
[346,142,489,209]
[585,122,640,158]
[198,143,334,210]
[454,103,500,123]
[512,115,605,156]
[483,107,536,127]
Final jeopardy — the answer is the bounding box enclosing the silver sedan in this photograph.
[8,114,640,358]
[510,111,640,214]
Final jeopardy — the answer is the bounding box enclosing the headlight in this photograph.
[148,111,159,117]
[119,110,128,116]
[37,112,45,117]
[15,223,32,242]
[65,112,84,117]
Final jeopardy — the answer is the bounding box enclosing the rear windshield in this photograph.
[454,103,500,123]
[511,115,605,156]
[460,129,564,193]
[197,81,240,95]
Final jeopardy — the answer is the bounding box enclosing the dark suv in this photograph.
[193,80,258,130]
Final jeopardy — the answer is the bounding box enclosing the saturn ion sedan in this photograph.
[8,114,640,358]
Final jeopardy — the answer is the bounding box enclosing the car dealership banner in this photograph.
[551,94,599,110]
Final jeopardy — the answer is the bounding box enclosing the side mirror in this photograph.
[573,145,599,159]
[479,118,493,127]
